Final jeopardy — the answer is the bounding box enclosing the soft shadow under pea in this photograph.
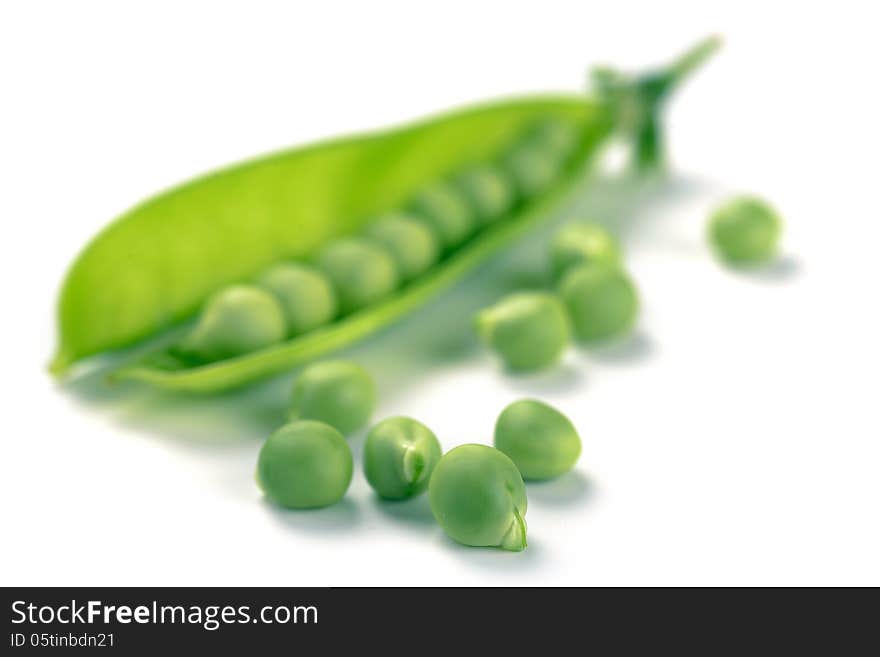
[585,331,655,366]
[526,470,595,508]
[736,254,802,284]
[371,494,436,529]
[261,497,362,534]
[500,361,586,396]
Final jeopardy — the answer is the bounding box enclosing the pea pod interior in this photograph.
[51,37,720,392]
[53,98,610,391]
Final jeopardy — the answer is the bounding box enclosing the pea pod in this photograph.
[50,38,719,392]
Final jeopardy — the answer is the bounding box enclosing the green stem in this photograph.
[667,35,723,86]
[593,35,722,171]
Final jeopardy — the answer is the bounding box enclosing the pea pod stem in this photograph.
[593,35,722,170]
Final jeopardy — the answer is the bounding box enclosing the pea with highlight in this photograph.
[454,165,515,225]
[550,223,621,280]
[428,444,528,552]
[316,238,399,314]
[177,285,286,362]
[475,291,570,372]
[257,420,353,509]
[558,263,639,343]
[708,196,783,266]
[365,213,440,282]
[407,182,476,250]
[257,263,337,336]
[494,399,581,480]
[364,416,442,500]
[289,360,376,436]
[501,146,559,199]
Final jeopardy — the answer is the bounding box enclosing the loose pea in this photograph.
[365,213,440,282]
[257,420,353,509]
[454,165,516,224]
[363,416,442,500]
[257,263,337,336]
[501,146,560,199]
[550,223,622,279]
[494,399,581,480]
[428,444,528,552]
[558,263,639,342]
[475,292,570,372]
[708,196,783,265]
[289,360,376,435]
[407,182,476,249]
[178,285,286,361]
[316,238,399,314]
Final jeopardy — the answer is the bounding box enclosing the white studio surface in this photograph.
[1,1,878,586]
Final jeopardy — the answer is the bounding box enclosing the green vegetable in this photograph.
[257,420,353,509]
[558,264,639,342]
[501,146,560,199]
[176,285,286,362]
[365,214,440,281]
[257,263,337,336]
[407,182,476,250]
[51,38,718,391]
[526,118,580,160]
[289,360,375,435]
[550,223,621,279]
[708,196,783,265]
[454,165,515,224]
[494,399,581,480]
[428,444,528,552]
[363,416,442,500]
[316,238,400,314]
[475,292,570,372]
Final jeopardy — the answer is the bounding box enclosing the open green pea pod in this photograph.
[50,38,719,392]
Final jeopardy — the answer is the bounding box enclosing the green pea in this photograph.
[494,399,581,480]
[526,118,580,160]
[316,238,399,314]
[363,416,442,500]
[475,292,570,372]
[428,444,528,552]
[257,263,337,336]
[257,420,353,509]
[407,182,476,249]
[289,360,376,435]
[365,213,440,282]
[558,263,639,342]
[454,165,516,224]
[501,145,560,199]
[708,196,783,265]
[178,285,286,361]
[550,223,622,279]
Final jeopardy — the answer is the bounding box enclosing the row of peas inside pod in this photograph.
[172,117,584,365]
[476,221,639,372]
[256,360,583,552]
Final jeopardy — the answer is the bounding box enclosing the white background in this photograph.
[2,1,878,586]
